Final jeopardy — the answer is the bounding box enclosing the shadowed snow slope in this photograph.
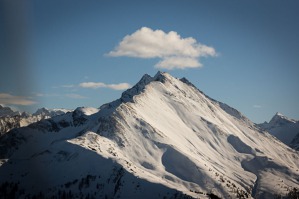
[0,72,298,199]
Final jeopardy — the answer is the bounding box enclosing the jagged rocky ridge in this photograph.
[0,107,71,136]
[0,105,22,117]
[0,72,298,199]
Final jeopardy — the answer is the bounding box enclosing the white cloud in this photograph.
[35,92,86,99]
[35,93,59,97]
[79,82,106,89]
[107,27,216,69]
[65,94,87,99]
[79,82,131,90]
[107,83,131,90]
[155,57,201,69]
[0,93,36,106]
[253,105,262,108]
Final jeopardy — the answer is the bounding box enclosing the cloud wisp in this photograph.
[35,93,59,97]
[0,93,36,106]
[79,82,131,90]
[65,94,88,99]
[107,27,216,69]
[35,92,87,99]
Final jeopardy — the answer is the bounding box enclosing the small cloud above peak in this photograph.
[107,27,216,70]
[79,82,131,90]
[65,94,87,99]
[253,105,262,109]
[155,56,201,69]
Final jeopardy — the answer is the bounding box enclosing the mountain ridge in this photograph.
[0,72,298,199]
[0,105,21,117]
[0,107,72,136]
[258,112,299,150]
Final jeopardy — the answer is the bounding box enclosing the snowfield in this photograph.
[0,72,298,199]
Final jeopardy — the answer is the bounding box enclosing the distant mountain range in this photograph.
[258,112,299,151]
[0,105,71,136]
[0,72,298,199]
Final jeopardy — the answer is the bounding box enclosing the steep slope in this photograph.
[258,113,299,148]
[0,106,188,199]
[290,133,299,151]
[0,72,298,199]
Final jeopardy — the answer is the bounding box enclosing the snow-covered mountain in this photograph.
[0,107,71,136]
[258,112,299,149]
[0,72,298,199]
[0,105,21,117]
[32,107,72,118]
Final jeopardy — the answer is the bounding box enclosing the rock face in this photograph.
[0,72,298,199]
[258,112,299,150]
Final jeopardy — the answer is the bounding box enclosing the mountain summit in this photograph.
[258,112,299,149]
[0,105,20,117]
[0,72,298,199]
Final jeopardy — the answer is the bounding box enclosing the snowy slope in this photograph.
[0,72,298,199]
[258,113,299,148]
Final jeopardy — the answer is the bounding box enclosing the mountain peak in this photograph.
[33,107,50,116]
[153,71,175,83]
[153,71,166,80]
[32,107,71,118]
[1,72,299,198]
[0,105,20,117]
[275,112,284,118]
[120,71,176,103]
[269,112,295,125]
[258,112,299,147]
[139,73,153,85]
[120,74,153,102]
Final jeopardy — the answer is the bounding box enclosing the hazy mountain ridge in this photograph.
[0,105,22,117]
[0,106,72,136]
[0,72,298,199]
[258,112,299,150]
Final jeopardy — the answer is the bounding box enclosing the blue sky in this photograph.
[0,0,298,123]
